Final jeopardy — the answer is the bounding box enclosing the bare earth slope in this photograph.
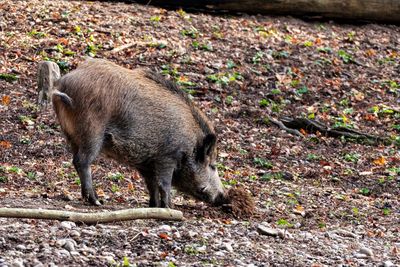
[0,1,399,266]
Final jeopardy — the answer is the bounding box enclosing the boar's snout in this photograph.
[211,191,229,206]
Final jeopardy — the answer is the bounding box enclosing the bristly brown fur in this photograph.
[144,70,215,138]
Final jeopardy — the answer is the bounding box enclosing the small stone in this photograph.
[298,232,313,241]
[187,230,197,238]
[197,245,207,253]
[383,260,394,267]
[233,259,245,266]
[56,249,70,257]
[359,247,373,257]
[16,244,26,250]
[81,229,96,235]
[70,230,81,238]
[278,230,293,239]
[354,253,369,259]
[31,259,44,267]
[70,251,80,257]
[204,67,214,74]
[11,258,24,267]
[257,225,279,237]
[214,251,225,257]
[60,221,76,230]
[64,240,76,252]
[294,222,302,229]
[56,239,67,247]
[158,225,172,232]
[293,208,306,217]
[172,231,181,239]
[223,242,234,252]
[56,238,77,252]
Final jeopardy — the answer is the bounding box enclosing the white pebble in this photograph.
[223,242,234,252]
[354,253,369,259]
[60,221,76,230]
[257,224,279,237]
[158,225,172,232]
[383,260,394,267]
[197,245,207,253]
[359,247,373,257]
[11,258,24,267]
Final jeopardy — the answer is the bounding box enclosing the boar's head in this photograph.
[173,133,227,206]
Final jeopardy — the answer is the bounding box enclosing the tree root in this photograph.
[0,208,183,224]
[267,116,304,137]
[268,116,390,145]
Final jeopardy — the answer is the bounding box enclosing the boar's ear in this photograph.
[196,134,216,162]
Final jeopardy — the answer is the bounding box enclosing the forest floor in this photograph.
[0,0,399,266]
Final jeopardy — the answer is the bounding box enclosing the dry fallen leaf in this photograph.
[300,128,307,136]
[373,156,386,166]
[294,205,304,212]
[365,49,376,57]
[127,182,135,191]
[364,114,376,121]
[1,95,11,105]
[0,140,12,149]
[158,233,169,240]
[96,188,106,198]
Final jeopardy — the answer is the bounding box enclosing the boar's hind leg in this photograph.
[72,140,102,206]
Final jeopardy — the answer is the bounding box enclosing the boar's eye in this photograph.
[209,164,216,171]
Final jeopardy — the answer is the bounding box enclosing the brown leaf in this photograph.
[158,233,170,240]
[1,95,11,106]
[364,114,376,121]
[373,156,386,166]
[0,140,12,149]
[300,128,307,136]
[96,188,105,198]
[127,182,135,191]
[58,38,69,46]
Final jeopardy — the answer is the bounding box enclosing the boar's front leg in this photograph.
[72,142,102,206]
[140,160,175,208]
[156,162,175,208]
[140,169,160,207]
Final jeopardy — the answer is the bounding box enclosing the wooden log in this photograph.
[0,208,184,224]
[134,0,400,23]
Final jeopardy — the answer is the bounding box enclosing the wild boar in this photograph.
[37,59,227,208]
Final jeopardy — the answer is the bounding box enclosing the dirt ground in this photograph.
[0,0,399,266]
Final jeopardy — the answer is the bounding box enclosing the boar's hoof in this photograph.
[93,199,102,206]
[82,191,102,206]
[87,196,102,206]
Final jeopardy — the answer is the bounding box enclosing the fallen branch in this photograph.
[111,42,141,53]
[110,40,168,53]
[270,116,390,145]
[0,208,183,224]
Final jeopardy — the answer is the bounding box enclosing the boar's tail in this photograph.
[52,90,74,108]
[37,61,61,107]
